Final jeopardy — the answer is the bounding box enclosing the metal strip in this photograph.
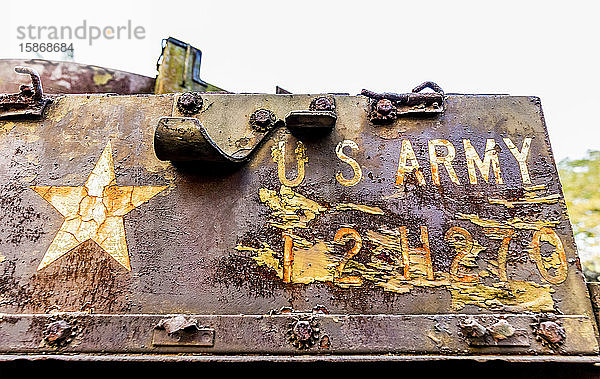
[1,354,600,364]
[0,313,596,355]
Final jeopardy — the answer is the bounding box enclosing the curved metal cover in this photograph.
[0,59,155,95]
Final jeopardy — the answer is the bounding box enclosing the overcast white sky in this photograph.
[3,0,599,161]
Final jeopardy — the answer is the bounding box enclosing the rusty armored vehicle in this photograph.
[0,37,599,365]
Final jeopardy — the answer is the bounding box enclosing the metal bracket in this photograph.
[0,66,51,119]
[152,315,215,347]
[285,110,337,130]
[458,317,530,347]
[154,95,337,163]
[362,81,445,124]
[154,117,253,163]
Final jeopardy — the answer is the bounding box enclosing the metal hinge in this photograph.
[362,81,445,124]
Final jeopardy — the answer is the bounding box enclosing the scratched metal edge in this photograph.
[534,97,600,344]
[0,354,599,364]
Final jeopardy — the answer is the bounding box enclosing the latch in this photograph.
[362,81,445,124]
[152,315,215,347]
[285,96,337,131]
[0,66,52,119]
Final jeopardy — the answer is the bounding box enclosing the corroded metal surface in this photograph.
[0,92,597,357]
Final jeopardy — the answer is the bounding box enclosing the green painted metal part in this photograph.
[154,37,226,94]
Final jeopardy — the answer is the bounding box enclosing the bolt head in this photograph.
[376,99,394,116]
[177,92,203,115]
[459,317,487,338]
[489,319,515,341]
[310,97,334,112]
[44,320,72,344]
[538,321,565,344]
[253,109,272,125]
[250,109,276,132]
[293,320,313,342]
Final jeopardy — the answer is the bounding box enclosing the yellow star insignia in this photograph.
[31,141,167,271]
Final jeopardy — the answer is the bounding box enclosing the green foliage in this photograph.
[558,151,600,280]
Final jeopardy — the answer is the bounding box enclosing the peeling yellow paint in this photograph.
[529,227,568,284]
[335,140,362,187]
[503,137,532,185]
[259,185,326,230]
[366,229,406,267]
[445,226,486,282]
[236,242,283,279]
[464,139,503,184]
[291,239,338,284]
[336,203,384,215]
[0,122,16,138]
[483,228,515,282]
[244,186,449,293]
[489,194,560,208]
[450,280,555,312]
[428,139,461,185]
[489,184,560,208]
[457,213,559,230]
[525,185,546,191]
[92,72,113,86]
[379,281,413,293]
[334,227,364,285]
[396,139,426,186]
[23,134,40,143]
[241,185,560,311]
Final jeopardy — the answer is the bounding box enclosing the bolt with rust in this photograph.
[489,319,515,341]
[537,321,566,344]
[249,109,277,132]
[177,92,203,115]
[458,317,487,338]
[309,97,334,112]
[293,320,313,342]
[376,99,394,116]
[287,318,320,349]
[44,320,73,345]
[369,98,397,124]
[319,335,331,349]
